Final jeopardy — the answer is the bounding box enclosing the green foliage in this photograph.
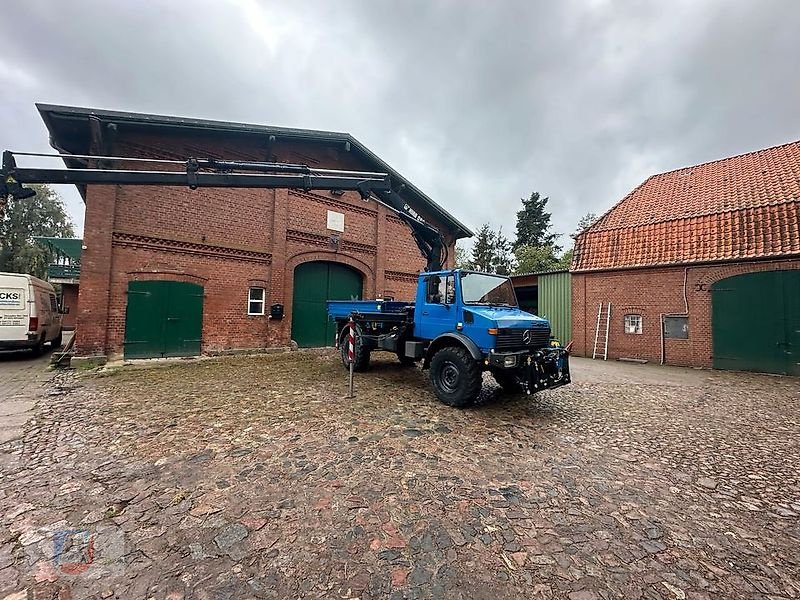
[467,224,515,274]
[0,185,75,278]
[492,228,514,275]
[513,244,559,274]
[513,192,560,252]
[557,248,574,269]
[469,224,495,272]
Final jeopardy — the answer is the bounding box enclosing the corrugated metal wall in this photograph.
[538,272,572,344]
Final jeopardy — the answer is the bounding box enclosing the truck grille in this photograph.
[495,327,551,350]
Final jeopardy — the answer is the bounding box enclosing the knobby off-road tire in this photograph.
[339,325,370,372]
[429,346,482,408]
[492,370,522,394]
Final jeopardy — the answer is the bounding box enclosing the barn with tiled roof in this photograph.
[571,140,800,374]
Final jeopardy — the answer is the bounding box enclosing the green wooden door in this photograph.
[291,262,362,347]
[124,280,204,358]
[712,270,799,376]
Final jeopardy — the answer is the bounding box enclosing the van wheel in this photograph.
[429,346,482,407]
[52,331,63,349]
[32,335,45,357]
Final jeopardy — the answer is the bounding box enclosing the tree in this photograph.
[468,224,515,274]
[556,248,573,269]
[574,212,598,237]
[513,244,559,274]
[492,228,514,275]
[0,185,75,278]
[454,240,471,269]
[469,224,496,272]
[513,191,560,252]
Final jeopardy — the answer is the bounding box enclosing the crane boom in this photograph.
[1,150,447,271]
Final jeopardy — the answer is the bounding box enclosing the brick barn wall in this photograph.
[571,258,800,367]
[74,130,454,358]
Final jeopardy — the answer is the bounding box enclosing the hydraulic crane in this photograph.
[0,149,447,272]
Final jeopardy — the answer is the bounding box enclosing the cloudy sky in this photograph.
[1,0,799,249]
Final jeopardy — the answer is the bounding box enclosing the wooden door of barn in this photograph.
[124,280,204,358]
[712,270,799,375]
[291,262,362,347]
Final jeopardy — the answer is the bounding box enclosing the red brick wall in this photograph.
[60,284,79,329]
[572,258,800,367]
[74,130,455,358]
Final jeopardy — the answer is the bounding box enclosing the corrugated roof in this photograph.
[36,103,472,239]
[33,237,83,261]
[573,140,800,271]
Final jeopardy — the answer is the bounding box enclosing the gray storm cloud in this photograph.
[1,0,798,243]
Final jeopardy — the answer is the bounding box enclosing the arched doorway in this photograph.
[712,270,799,375]
[291,262,363,347]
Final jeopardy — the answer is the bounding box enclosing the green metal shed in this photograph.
[537,271,572,344]
[510,270,572,344]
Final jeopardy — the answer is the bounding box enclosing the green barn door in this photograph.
[291,262,362,347]
[712,270,799,376]
[124,280,204,358]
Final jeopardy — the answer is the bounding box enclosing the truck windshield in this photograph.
[460,272,518,306]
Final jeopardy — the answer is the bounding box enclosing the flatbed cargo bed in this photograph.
[326,299,414,322]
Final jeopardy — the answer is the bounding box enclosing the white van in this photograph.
[0,272,64,354]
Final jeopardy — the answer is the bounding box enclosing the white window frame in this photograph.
[248,287,266,316]
[624,314,643,334]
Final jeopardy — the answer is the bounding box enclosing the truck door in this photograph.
[416,274,458,340]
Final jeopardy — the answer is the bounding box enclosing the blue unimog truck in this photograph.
[1,147,570,406]
[328,269,570,407]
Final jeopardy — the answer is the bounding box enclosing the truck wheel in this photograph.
[492,370,521,394]
[429,346,482,407]
[52,331,63,349]
[339,326,370,372]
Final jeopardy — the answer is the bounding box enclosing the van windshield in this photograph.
[460,273,518,306]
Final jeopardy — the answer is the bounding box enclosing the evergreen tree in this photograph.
[513,192,560,252]
[0,185,75,278]
[469,224,496,272]
[492,227,515,275]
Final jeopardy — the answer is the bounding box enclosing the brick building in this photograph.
[571,140,800,375]
[38,104,471,360]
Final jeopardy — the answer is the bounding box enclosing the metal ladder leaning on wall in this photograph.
[592,302,612,360]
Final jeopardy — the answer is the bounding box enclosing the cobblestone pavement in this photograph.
[0,352,798,599]
[0,347,55,446]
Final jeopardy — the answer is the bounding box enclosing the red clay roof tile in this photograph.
[573,140,800,271]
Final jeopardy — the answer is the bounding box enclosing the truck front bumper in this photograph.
[487,347,571,393]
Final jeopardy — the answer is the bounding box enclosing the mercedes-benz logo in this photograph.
[522,330,532,345]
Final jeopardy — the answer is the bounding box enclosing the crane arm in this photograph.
[1,150,446,271]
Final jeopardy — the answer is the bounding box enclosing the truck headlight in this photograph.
[503,355,517,368]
